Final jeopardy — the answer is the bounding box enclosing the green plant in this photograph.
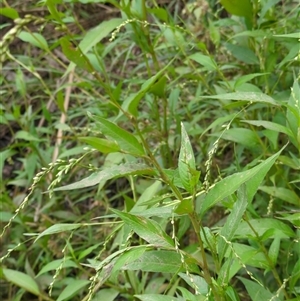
[1,1,299,301]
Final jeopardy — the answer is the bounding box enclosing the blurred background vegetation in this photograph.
[0,0,299,300]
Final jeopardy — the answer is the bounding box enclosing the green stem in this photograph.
[188,212,223,301]
[162,94,174,167]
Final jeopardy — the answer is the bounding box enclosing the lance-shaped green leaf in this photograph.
[268,237,281,267]
[3,269,41,297]
[79,18,123,54]
[221,0,253,28]
[274,32,300,39]
[60,37,94,73]
[200,146,284,216]
[234,73,268,88]
[174,198,194,215]
[220,0,252,19]
[178,123,200,194]
[52,163,154,191]
[78,137,120,153]
[234,218,294,239]
[0,7,19,19]
[46,0,64,24]
[149,75,167,97]
[217,184,248,261]
[259,186,300,206]
[238,277,281,301]
[131,181,162,213]
[177,286,201,301]
[34,223,82,242]
[37,259,77,277]
[110,246,148,282]
[179,272,208,295]
[188,53,218,71]
[286,80,300,149]
[57,280,90,301]
[64,18,123,76]
[88,112,145,156]
[241,120,293,136]
[124,250,199,274]
[18,32,48,50]
[245,147,287,204]
[214,128,260,149]
[201,92,279,106]
[124,250,183,273]
[111,209,174,248]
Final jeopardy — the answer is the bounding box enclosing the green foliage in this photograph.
[178,122,200,194]
[1,0,299,301]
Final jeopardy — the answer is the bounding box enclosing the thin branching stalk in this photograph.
[188,212,223,301]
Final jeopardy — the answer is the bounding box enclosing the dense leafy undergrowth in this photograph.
[0,0,299,300]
